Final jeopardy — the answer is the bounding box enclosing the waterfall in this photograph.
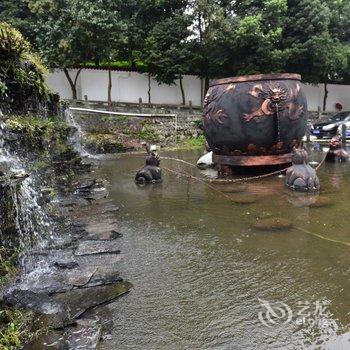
[65,108,93,158]
[13,177,55,248]
[0,114,57,271]
[0,113,9,164]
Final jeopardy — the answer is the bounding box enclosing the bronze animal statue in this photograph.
[285,147,320,191]
[135,146,162,184]
[325,136,348,162]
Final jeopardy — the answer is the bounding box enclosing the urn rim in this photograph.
[210,73,301,87]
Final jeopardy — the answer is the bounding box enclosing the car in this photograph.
[311,112,350,139]
[337,121,350,138]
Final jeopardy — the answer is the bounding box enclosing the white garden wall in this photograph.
[46,69,203,106]
[46,69,350,111]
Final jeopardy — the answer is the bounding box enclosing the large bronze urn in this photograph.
[203,73,308,167]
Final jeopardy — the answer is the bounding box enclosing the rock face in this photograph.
[285,147,320,192]
[1,154,132,349]
[72,109,203,153]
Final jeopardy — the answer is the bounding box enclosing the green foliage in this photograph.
[182,135,206,148]
[5,115,66,139]
[84,60,147,71]
[0,22,52,112]
[85,133,131,153]
[27,0,126,68]
[125,124,160,143]
[4,115,70,157]
[0,0,34,42]
[142,11,194,85]
[192,119,203,130]
[168,135,206,150]
[283,0,349,84]
[0,307,33,350]
[1,0,350,89]
[0,247,19,287]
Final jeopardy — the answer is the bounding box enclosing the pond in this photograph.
[95,147,350,350]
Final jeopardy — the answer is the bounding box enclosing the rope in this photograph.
[295,226,350,247]
[160,156,197,168]
[162,166,242,201]
[164,166,350,248]
[315,152,328,171]
[161,156,289,183]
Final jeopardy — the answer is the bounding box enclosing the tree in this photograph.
[142,11,195,105]
[283,0,349,110]
[189,0,235,93]
[0,1,34,42]
[229,0,287,75]
[27,0,125,99]
[117,0,189,70]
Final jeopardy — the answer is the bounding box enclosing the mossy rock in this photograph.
[253,217,293,231]
[124,124,160,143]
[85,133,135,153]
[230,194,257,204]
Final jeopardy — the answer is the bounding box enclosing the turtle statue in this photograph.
[135,145,162,184]
[285,147,320,192]
[325,136,348,162]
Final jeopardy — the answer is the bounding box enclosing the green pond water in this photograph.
[95,147,350,350]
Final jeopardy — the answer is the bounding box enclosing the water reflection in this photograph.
[95,147,350,350]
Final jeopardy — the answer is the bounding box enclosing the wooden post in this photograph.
[138,97,142,113]
[341,123,346,147]
[175,113,178,144]
[189,100,193,114]
[317,106,321,119]
[84,95,89,108]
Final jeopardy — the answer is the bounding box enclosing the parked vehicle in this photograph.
[337,121,350,138]
[312,112,350,139]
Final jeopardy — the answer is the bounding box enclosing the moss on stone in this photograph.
[166,135,205,150]
[0,247,19,287]
[124,124,160,143]
[5,115,68,139]
[4,114,73,165]
[85,133,134,153]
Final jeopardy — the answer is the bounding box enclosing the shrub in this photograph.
[0,22,56,114]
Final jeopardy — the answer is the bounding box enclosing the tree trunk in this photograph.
[148,73,151,104]
[108,62,112,107]
[323,82,328,111]
[204,76,210,97]
[63,68,82,100]
[130,58,136,71]
[179,75,185,105]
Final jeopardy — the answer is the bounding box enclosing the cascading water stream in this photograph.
[0,113,57,273]
[65,108,93,158]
